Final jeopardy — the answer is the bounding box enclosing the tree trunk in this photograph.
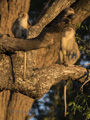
[0,0,35,120]
[0,0,30,36]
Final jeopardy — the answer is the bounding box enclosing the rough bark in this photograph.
[0,1,34,120]
[0,90,34,120]
[6,92,34,120]
[0,90,10,120]
[0,64,89,98]
[0,0,30,36]
[0,31,54,52]
[72,0,90,27]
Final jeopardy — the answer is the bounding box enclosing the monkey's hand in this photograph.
[63,62,68,67]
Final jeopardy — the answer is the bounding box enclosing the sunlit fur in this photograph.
[12,11,29,80]
[60,27,80,118]
[12,11,29,38]
[60,27,80,65]
[18,12,29,28]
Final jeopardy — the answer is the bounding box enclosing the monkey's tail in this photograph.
[64,81,67,117]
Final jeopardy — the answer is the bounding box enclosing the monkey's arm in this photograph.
[12,26,22,38]
[68,42,80,65]
[59,50,64,64]
[22,29,29,39]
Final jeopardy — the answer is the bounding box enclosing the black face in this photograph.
[67,14,76,19]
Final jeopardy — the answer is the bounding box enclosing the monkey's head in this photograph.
[63,27,75,37]
[18,11,28,20]
[18,11,29,28]
[65,8,75,19]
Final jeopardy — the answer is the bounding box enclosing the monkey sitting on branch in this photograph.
[59,8,80,117]
[60,27,80,66]
[12,11,29,80]
[59,26,80,117]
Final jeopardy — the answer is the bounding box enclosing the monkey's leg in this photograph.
[59,50,63,64]
[63,50,68,66]
[64,81,67,117]
[24,52,26,80]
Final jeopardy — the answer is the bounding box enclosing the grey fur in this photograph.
[60,27,80,65]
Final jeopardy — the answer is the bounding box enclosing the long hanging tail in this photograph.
[64,81,67,117]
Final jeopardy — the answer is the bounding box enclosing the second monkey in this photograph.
[12,11,29,80]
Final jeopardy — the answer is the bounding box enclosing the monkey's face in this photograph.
[64,8,76,19]
[18,12,29,21]
[18,12,29,28]
[63,27,75,37]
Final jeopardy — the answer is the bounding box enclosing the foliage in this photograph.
[76,19,90,58]
[68,91,90,120]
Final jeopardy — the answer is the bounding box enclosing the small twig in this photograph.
[80,68,89,92]
[29,114,35,118]
[81,63,90,66]
[80,79,90,92]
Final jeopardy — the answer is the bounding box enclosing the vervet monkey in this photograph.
[59,8,80,117]
[60,27,80,65]
[12,11,29,80]
[60,8,77,65]
[60,27,80,117]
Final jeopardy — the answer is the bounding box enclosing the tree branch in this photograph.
[0,32,54,53]
[28,0,75,39]
[72,0,90,26]
[0,64,88,98]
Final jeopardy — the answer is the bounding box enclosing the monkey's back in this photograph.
[60,27,80,65]
[12,19,28,39]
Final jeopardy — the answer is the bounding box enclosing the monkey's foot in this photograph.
[63,62,68,67]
